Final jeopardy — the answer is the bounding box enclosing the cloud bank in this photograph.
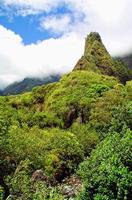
[0,0,132,88]
[0,25,84,89]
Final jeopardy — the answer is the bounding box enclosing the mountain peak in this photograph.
[84,32,102,56]
[86,32,102,41]
[74,32,115,75]
[74,32,131,83]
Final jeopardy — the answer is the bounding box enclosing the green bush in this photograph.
[45,71,117,127]
[6,160,32,200]
[6,159,64,200]
[89,84,131,138]
[33,183,64,200]
[7,126,84,180]
[77,129,132,200]
[70,123,99,156]
[29,111,63,128]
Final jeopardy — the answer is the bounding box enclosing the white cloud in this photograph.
[0,25,84,89]
[39,0,132,55]
[2,0,62,15]
[82,0,132,55]
[63,0,132,55]
[41,15,71,35]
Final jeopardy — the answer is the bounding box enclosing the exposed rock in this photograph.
[58,175,83,199]
[65,107,78,128]
[31,170,47,182]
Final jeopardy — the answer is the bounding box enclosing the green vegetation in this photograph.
[0,32,132,199]
[7,127,83,179]
[78,129,132,200]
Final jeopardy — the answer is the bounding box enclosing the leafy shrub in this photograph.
[6,159,64,200]
[77,129,132,200]
[6,159,32,200]
[125,80,132,99]
[28,111,63,128]
[7,126,84,180]
[70,123,99,156]
[89,84,130,138]
[33,183,64,200]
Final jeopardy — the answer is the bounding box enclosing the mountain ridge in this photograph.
[0,74,61,96]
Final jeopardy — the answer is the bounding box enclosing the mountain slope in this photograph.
[3,32,131,129]
[1,75,60,95]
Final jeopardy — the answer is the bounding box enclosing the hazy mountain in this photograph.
[1,75,60,96]
[120,54,132,69]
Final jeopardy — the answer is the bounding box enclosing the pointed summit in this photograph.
[86,32,102,42]
[74,32,115,76]
[74,32,132,83]
[84,32,102,56]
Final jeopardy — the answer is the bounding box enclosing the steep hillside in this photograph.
[0,32,132,200]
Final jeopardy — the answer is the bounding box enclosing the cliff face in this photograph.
[74,32,132,83]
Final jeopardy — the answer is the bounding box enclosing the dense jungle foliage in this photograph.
[0,32,132,200]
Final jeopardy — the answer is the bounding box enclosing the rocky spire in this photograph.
[84,32,102,56]
[74,32,115,76]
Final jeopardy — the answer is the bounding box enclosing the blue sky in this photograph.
[0,0,131,88]
[0,14,51,44]
[0,2,72,44]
